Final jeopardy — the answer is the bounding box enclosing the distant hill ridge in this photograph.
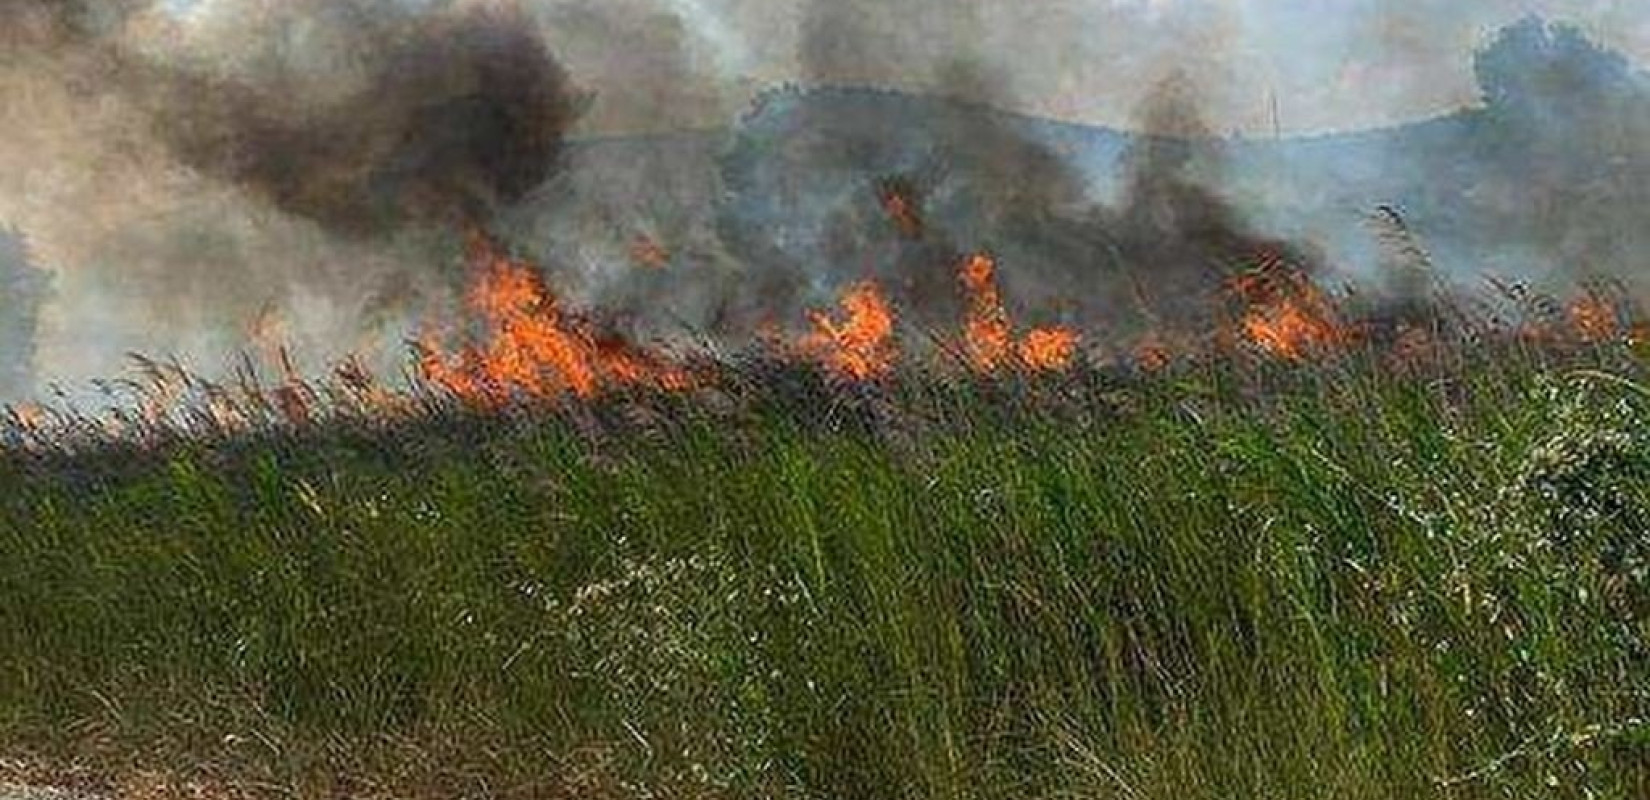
[520,15,1650,316]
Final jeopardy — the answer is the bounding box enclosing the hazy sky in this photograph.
[521,0,1650,134]
[138,0,1650,134]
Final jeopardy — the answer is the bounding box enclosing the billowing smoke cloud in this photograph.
[79,1,589,237]
[150,6,585,236]
[1438,18,1650,282]
[642,0,1316,347]
[0,0,596,394]
[4,0,1649,401]
[1232,16,1650,292]
[537,0,734,134]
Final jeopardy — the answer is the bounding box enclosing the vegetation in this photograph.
[3,343,1650,799]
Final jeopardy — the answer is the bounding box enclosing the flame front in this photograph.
[800,281,898,382]
[1230,255,1346,360]
[959,253,1081,373]
[421,234,688,402]
[960,254,1014,371]
[412,238,1422,407]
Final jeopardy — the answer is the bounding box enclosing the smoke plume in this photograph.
[4,1,1648,400]
[128,2,586,236]
[685,1,1314,349]
[0,0,593,392]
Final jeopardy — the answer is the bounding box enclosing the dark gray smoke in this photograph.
[0,0,147,46]
[1104,78,1327,328]
[0,0,599,391]
[696,15,1316,348]
[9,1,1645,398]
[130,2,587,237]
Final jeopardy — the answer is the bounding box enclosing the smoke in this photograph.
[798,0,986,92]
[5,0,1646,399]
[0,0,149,47]
[537,0,734,134]
[1457,18,1650,283]
[0,0,597,393]
[683,1,1312,347]
[126,1,586,237]
[518,8,1647,360]
[0,226,51,401]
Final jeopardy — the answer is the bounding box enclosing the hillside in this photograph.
[506,16,1650,338]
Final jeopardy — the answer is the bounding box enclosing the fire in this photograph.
[420,234,689,402]
[1133,334,1173,371]
[960,253,1014,371]
[799,281,898,382]
[9,403,46,433]
[1568,292,1620,343]
[1229,254,1346,360]
[1017,328,1080,371]
[876,178,924,239]
[1241,299,1337,359]
[959,253,1081,373]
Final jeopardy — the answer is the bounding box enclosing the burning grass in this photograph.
[798,280,898,382]
[4,250,1650,799]
[3,328,1650,799]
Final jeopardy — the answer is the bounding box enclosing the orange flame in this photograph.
[800,281,898,382]
[1229,255,1346,360]
[10,403,46,433]
[1568,293,1620,343]
[1018,328,1080,371]
[420,234,689,402]
[959,253,1080,373]
[960,254,1015,371]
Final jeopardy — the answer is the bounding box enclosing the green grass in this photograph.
[3,348,1650,798]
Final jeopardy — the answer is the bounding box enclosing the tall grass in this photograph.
[2,345,1649,798]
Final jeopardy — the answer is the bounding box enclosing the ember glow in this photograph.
[630,234,672,270]
[1133,335,1174,372]
[1569,292,1622,343]
[876,178,925,239]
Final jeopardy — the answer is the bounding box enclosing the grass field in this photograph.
[3,344,1650,798]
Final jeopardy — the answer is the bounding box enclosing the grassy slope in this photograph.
[2,352,1649,799]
